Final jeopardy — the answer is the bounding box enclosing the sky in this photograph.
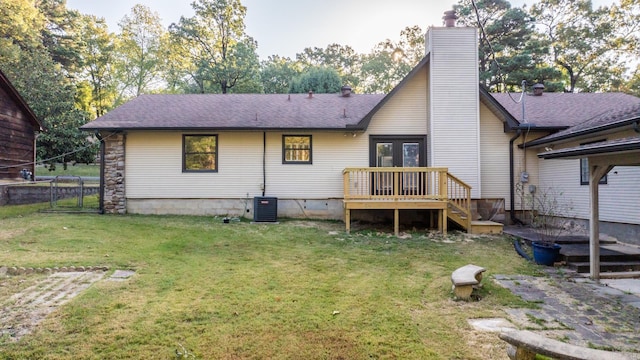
[65,0,615,60]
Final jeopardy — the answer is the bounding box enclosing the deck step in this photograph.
[569,261,640,273]
[599,271,640,279]
[561,244,640,263]
[470,220,503,235]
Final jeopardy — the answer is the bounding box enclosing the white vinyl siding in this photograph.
[479,104,511,206]
[367,65,428,135]
[427,27,481,197]
[126,131,263,198]
[266,132,367,198]
[539,159,640,225]
[537,132,640,225]
[126,130,368,200]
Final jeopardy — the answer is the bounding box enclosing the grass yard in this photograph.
[36,163,100,177]
[0,204,540,359]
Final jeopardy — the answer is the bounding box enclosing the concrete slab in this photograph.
[468,318,515,332]
[601,279,640,296]
[494,271,640,352]
[602,244,640,255]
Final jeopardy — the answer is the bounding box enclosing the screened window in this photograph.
[183,135,217,172]
[283,135,312,164]
[579,140,607,185]
[580,158,607,185]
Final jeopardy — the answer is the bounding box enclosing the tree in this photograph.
[158,32,196,93]
[289,67,342,94]
[531,0,617,92]
[626,68,640,97]
[0,0,45,49]
[168,0,261,94]
[454,0,554,91]
[359,26,424,93]
[35,0,82,71]
[260,55,301,94]
[296,44,361,89]
[76,14,117,117]
[611,0,640,95]
[116,4,165,98]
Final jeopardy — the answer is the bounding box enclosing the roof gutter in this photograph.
[80,126,368,132]
[94,131,105,214]
[538,141,640,159]
[525,118,640,147]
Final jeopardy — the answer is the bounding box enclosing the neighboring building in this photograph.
[81,22,640,245]
[0,69,42,181]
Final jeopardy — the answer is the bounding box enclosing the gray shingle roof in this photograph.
[491,92,640,128]
[81,93,385,131]
[538,136,640,160]
[535,102,640,144]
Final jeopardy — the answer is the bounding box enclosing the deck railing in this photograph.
[343,167,472,229]
[447,173,472,230]
[343,167,452,200]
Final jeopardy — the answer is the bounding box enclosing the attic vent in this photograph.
[533,83,545,96]
[341,85,352,97]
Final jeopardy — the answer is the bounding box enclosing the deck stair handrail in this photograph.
[343,167,472,231]
[446,173,472,230]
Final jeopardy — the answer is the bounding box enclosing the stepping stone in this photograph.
[109,270,135,281]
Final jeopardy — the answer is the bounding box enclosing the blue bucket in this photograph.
[532,242,562,266]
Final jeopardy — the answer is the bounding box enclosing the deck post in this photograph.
[440,170,448,235]
[589,163,613,282]
[394,208,399,236]
[345,208,351,234]
[343,171,350,233]
[442,208,448,235]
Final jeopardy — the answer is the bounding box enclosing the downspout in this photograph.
[262,131,266,197]
[95,130,105,214]
[509,130,524,225]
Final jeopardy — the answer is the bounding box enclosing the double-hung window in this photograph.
[183,135,218,172]
[579,140,607,185]
[283,135,312,164]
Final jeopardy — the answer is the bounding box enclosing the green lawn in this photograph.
[0,205,539,359]
[36,163,100,177]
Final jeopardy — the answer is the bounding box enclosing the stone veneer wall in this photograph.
[103,132,126,214]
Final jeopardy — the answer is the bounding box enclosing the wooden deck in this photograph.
[343,167,472,235]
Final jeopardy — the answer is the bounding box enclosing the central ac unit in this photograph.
[253,197,277,222]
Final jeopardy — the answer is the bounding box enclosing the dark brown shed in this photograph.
[0,69,42,180]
